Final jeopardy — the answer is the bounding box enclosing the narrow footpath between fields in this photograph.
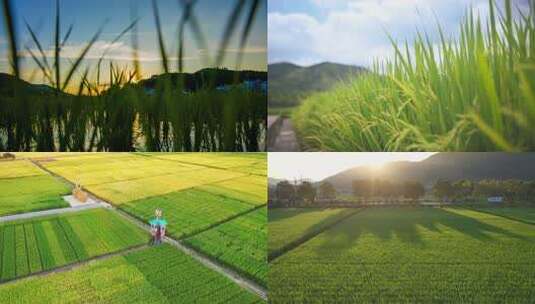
[0,202,110,223]
[29,158,268,301]
[268,117,301,152]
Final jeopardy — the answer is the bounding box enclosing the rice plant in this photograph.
[0,0,266,152]
[293,0,535,151]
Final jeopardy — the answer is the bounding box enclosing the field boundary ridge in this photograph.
[268,208,363,263]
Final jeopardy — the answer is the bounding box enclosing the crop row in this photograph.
[269,207,535,303]
[0,245,263,303]
[0,209,146,282]
[0,175,70,216]
[185,207,267,286]
[120,189,255,239]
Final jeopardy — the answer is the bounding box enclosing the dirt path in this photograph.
[0,244,148,286]
[0,203,108,223]
[268,117,300,152]
[30,159,268,301]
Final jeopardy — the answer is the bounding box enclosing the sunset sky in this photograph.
[269,152,436,181]
[0,0,267,84]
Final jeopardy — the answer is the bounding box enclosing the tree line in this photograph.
[270,178,535,207]
[433,179,535,202]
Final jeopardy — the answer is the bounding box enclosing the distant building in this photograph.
[216,80,267,93]
[488,196,504,203]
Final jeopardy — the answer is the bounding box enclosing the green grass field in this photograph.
[0,209,146,282]
[472,207,535,224]
[0,245,263,303]
[0,174,70,216]
[268,208,358,258]
[185,207,267,286]
[269,207,535,303]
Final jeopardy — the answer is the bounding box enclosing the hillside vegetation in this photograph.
[268,62,366,108]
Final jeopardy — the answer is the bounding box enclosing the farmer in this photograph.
[149,208,167,245]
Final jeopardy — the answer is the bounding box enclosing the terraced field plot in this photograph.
[268,208,358,258]
[85,167,247,204]
[0,166,70,216]
[472,207,535,224]
[40,153,203,186]
[269,207,535,303]
[121,189,255,239]
[185,207,267,286]
[151,153,266,170]
[199,175,267,206]
[0,245,263,303]
[0,208,146,282]
[0,160,46,179]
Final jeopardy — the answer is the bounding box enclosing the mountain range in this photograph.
[0,68,266,97]
[269,153,535,193]
[323,153,535,193]
[268,62,367,108]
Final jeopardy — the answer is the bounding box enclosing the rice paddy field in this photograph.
[471,207,535,224]
[0,153,267,302]
[0,160,70,216]
[293,0,535,151]
[185,207,267,286]
[268,207,535,303]
[0,245,263,304]
[268,208,359,259]
[0,209,146,282]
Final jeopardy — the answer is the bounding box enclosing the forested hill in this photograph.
[268,62,367,108]
[0,68,267,97]
[139,68,267,91]
[0,73,61,96]
[323,153,535,192]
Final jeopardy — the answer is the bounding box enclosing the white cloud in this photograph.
[269,0,495,67]
[20,40,199,62]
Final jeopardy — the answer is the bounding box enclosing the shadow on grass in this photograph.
[312,207,527,253]
[268,208,360,261]
[268,208,326,223]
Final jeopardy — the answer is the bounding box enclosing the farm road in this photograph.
[29,159,268,301]
[0,202,108,223]
[268,117,300,152]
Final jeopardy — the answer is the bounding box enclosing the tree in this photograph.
[297,181,316,204]
[352,179,373,200]
[276,181,295,202]
[433,180,454,201]
[452,179,474,201]
[319,181,336,200]
[403,181,425,202]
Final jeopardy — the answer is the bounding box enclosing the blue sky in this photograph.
[269,0,530,67]
[0,0,267,83]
